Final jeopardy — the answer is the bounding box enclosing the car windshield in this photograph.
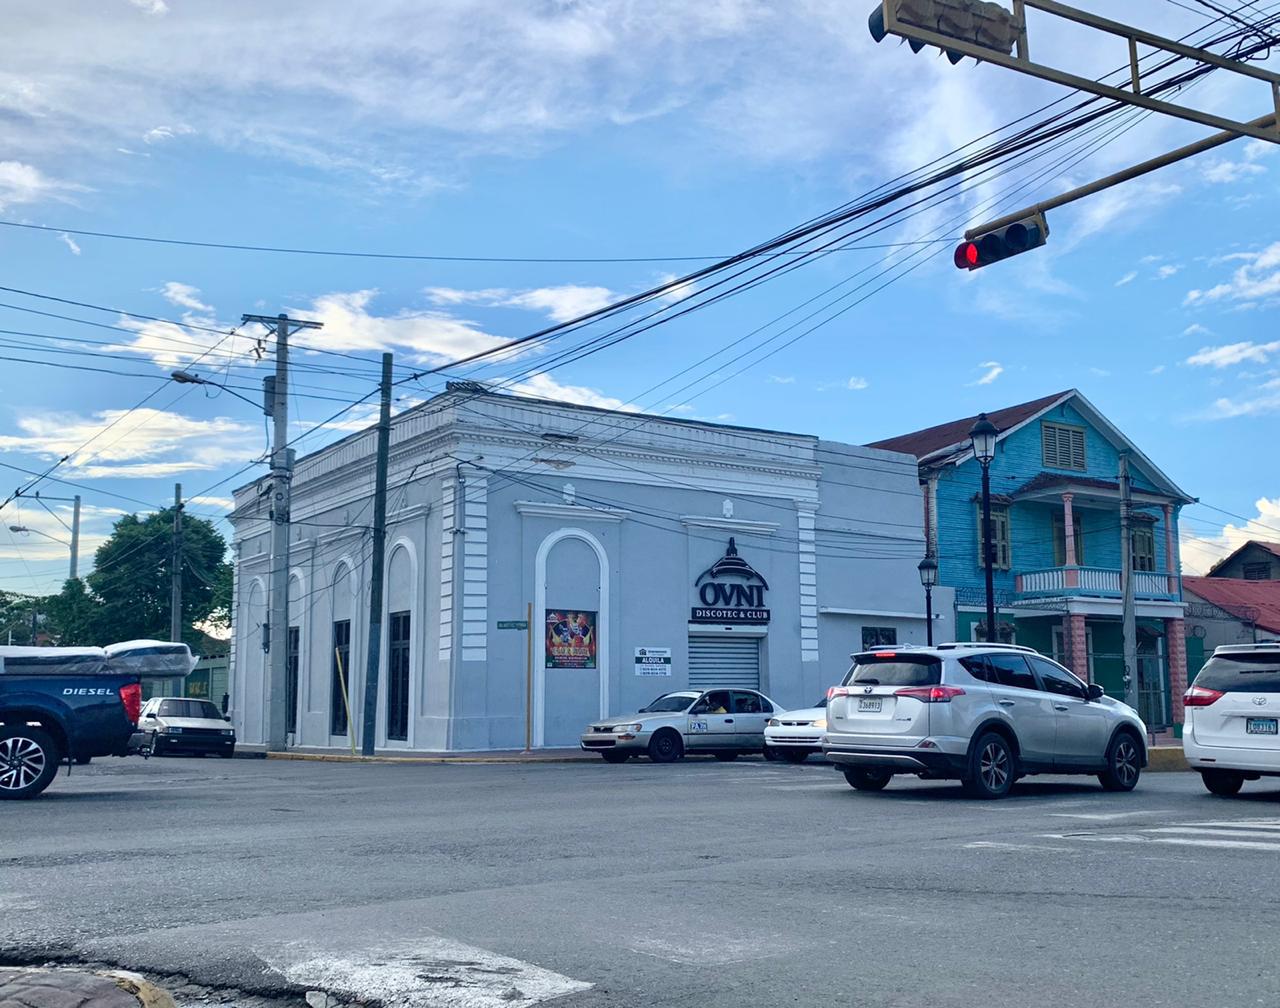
[157,700,223,719]
[846,655,942,687]
[638,693,697,713]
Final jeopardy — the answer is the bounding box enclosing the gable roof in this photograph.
[867,390,1069,462]
[1184,576,1280,634]
[866,388,1194,504]
[1206,540,1280,578]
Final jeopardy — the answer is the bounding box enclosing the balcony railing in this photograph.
[1015,566,1178,601]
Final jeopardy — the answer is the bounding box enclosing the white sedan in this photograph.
[764,698,828,763]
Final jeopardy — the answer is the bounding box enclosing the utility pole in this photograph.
[360,352,394,757]
[170,484,183,643]
[1119,452,1138,712]
[242,312,323,752]
[69,495,80,581]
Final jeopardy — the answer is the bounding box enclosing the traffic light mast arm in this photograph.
[963,111,1277,241]
[876,0,1280,144]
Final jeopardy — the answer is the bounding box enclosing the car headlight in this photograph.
[615,723,643,733]
[767,718,780,727]
[163,726,183,734]
[221,729,235,737]
[813,718,827,729]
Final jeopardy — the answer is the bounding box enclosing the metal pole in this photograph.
[170,483,183,643]
[981,463,997,643]
[525,600,533,752]
[267,315,292,752]
[69,495,80,581]
[360,353,393,757]
[925,586,934,647]
[1120,453,1138,710]
[967,112,1277,239]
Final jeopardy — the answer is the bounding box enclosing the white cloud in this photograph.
[1184,242,1280,307]
[1148,364,1165,375]
[1062,181,1181,250]
[1185,341,1280,369]
[187,495,234,511]
[1156,264,1181,279]
[1114,271,1137,287]
[58,232,80,255]
[0,407,255,477]
[143,124,192,144]
[1201,159,1266,185]
[160,281,212,313]
[816,376,869,392]
[1181,499,1280,574]
[1089,367,1111,378]
[510,373,634,412]
[968,361,1004,386]
[1198,391,1280,421]
[0,502,121,566]
[425,285,616,324]
[1182,323,1212,338]
[767,375,795,385]
[0,160,83,211]
[128,0,169,14]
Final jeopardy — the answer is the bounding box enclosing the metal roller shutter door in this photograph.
[688,636,760,690]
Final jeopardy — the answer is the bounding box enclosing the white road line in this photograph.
[965,841,1078,853]
[1142,826,1280,841]
[1171,820,1280,830]
[265,938,592,1008]
[1043,833,1280,852]
[1047,811,1176,821]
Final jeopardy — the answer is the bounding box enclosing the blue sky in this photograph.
[1,0,1278,594]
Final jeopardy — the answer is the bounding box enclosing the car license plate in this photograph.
[1246,718,1278,735]
[858,697,883,713]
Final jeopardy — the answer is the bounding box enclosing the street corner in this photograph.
[0,967,177,1008]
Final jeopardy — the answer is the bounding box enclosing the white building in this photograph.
[228,384,952,753]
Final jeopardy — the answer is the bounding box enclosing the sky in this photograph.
[1,0,1278,595]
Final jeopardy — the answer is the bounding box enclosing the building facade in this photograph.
[228,386,951,753]
[1205,540,1280,581]
[870,390,1195,731]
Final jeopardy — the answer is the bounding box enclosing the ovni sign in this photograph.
[690,537,770,625]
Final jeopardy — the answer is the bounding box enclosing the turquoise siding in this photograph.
[933,400,1180,598]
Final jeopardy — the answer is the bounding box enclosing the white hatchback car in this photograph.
[1183,643,1280,796]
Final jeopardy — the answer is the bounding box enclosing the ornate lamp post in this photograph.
[917,556,938,646]
[969,413,999,643]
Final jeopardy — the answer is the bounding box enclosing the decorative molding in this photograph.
[819,607,935,620]
[317,525,370,547]
[388,503,430,525]
[680,515,780,535]
[515,500,630,522]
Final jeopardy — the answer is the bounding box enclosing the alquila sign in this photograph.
[690,537,770,625]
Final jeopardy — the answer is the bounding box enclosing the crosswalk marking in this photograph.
[1045,833,1280,852]
[1041,816,1280,854]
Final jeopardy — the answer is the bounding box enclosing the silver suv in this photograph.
[823,643,1148,799]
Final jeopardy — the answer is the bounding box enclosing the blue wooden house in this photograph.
[870,390,1196,731]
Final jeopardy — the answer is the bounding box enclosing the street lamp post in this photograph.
[969,413,999,644]
[917,556,938,646]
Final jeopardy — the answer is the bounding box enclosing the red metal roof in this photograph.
[867,390,1072,461]
[1183,576,1280,634]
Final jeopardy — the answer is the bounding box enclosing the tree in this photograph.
[0,590,43,646]
[86,507,231,648]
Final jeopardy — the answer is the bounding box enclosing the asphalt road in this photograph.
[2,755,1278,1008]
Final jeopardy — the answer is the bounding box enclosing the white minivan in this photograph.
[1184,643,1280,796]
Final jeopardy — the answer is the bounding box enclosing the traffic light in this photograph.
[953,214,1049,271]
[868,1,1021,64]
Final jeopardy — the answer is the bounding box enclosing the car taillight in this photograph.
[1183,685,1224,707]
[828,686,851,700]
[894,685,965,703]
[120,682,142,724]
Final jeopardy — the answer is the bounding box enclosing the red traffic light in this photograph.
[954,241,980,269]
[954,214,1050,271]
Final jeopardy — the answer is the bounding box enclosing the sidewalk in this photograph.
[0,968,176,1008]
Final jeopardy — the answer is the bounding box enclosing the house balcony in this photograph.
[1015,566,1179,602]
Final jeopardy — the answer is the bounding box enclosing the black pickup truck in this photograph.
[0,648,142,799]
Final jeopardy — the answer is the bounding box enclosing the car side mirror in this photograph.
[1087,683,1105,701]
[224,715,232,722]
[143,713,156,720]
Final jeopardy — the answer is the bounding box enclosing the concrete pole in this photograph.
[170,483,183,643]
[1120,453,1138,711]
[69,495,81,581]
[266,315,292,752]
[360,353,393,757]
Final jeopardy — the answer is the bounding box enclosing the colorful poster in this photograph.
[545,609,597,669]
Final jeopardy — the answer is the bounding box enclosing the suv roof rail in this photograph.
[932,642,1037,654]
[1212,642,1280,654]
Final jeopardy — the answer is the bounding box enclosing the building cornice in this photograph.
[514,500,629,522]
[680,515,780,535]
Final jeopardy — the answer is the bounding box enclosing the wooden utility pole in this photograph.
[360,352,394,756]
[170,483,183,643]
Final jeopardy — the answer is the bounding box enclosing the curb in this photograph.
[265,751,595,765]
[1147,745,1189,772]
[0,967,177,1008]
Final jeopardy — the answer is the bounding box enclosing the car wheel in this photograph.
[1200,768,1245,796]
[780,749,809,764]
[220,747,236,760]
[0,725,61,801]
[963,731,1015,799]
[149,732,164,757]
[647,729,684,763]
[600,750,629,764]
[713,752,738,762]
[1098,732,1142,792]
[843,768,891,791]
[763,744,782,762]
